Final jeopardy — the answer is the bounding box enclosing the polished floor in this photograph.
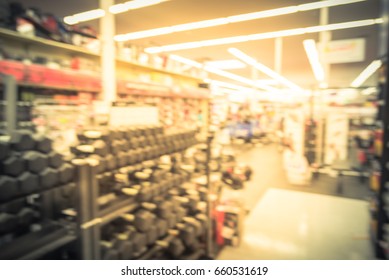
[217,144,375,260]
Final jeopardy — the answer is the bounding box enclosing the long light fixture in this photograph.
[145,18,382,53]
[204,79,255,92]
[115,0,365,41]
[169,55,277,92]
[64,0,168,25]
[205,59,246,70]
[64,9,105,25]
[109,0,169,14]
[228,47,302,91]
[350,60,382,87]
[303,39,325,82]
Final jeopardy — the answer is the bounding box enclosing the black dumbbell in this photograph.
[155,232,185,258]
[22,151,48,174]
[121,209,156,233]
[168,237,186,257]
[100,241,120,260]
[125,128,136,140]
[130,138,140,149]
[48,151,64,168]
[156,201,177,229]
[131,183,152,202]
[0,139,10,161]
[176,222,197,247]
[1,154,25,176]
[58,163,75,184]
[113,232,134,260]
[75,140,108,157]
[10,130,35,151]
[87,155,107,174]
[110,140,122,155]
[105,154,117,171]
[17,207,37,228]
[155,218,169,238]
[109,128,123,140]
[39,168,59,189]
[128,228,148,255]
[182,216,203,237]
[0,176,18,201]
[117,151,128,168]
[146,224,158,245]
[33,135,52,153]
[0,212,18,234]
[18,172,39,195]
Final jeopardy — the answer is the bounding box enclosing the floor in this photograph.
[217,143,375,260]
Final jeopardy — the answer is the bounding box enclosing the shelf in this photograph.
[118,79,209,99]
[116,58,202,82]
[0,182,76,207]
[0,60,101,92]
[0,223,76,260]
[0,27,99,58]
[98,197,139,225]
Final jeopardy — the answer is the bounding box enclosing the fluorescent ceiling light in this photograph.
[256,79,279,85]
[205,60,246,70]
[64,9,105,25]
[109,0,168,14]
[169,54,203,68]
[228,47,303,91]
[361,87,377,95]
[64,0,168,25]
[303,39,325,82]
[169,54,277,92]
[145,18,381,53]
[206,79,255,92]
[350,60,382,87]
[298,0,362,11]
[115,0,365,41]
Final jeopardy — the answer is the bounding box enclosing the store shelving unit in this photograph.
[0,27,100,58]
[371,59,389,259]
[0,26,210,134]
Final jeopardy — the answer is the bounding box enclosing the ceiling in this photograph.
[20,0,383,90]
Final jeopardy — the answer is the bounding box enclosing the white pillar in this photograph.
[100,0,116,103]
[274,37,283,74]
[319,7,331,86]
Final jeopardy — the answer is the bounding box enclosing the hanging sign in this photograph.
[323,38,365,64]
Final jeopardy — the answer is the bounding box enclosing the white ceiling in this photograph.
[20,0,382,90]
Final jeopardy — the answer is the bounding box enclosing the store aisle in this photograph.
[217,144,374,259]
[217,188,375,260]
[231,144,290,211]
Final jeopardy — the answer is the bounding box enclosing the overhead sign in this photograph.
[323,38,365,64]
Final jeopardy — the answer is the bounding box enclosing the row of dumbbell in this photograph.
[0,183,76,239]
[100,198,207,260]
[74,131,197,158]
[0,131,75,202]
[0,207,38,236]
[96,164,192,208]
[77,125,164,144]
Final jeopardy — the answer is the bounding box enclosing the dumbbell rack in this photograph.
[71,127,211,260]
[0,163,87,260]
